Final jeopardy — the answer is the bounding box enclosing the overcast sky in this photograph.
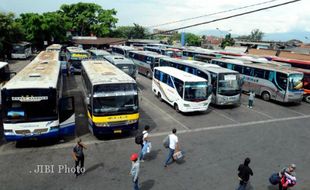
[1,0,310,37]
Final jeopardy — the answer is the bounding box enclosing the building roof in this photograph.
[72,37,126,45]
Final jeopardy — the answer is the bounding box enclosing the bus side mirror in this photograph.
[86,96,90,105]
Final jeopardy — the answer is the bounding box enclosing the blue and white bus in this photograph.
[211,59,304,103]
[152,67,211,112]
[159,58,241,105]
[1,51,75,141]
[111,45,135,57]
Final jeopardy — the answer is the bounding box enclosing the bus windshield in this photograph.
[184,82,208,101]
[288,74,303,91]
[2,89,57,123]
[12,45,26,53]
[218,73,240,96]
[93,95,138,115]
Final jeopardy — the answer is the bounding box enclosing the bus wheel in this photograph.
[158,93,162,101]
[174,104,180,113]
[146,71,151,78]
[305,95,310,103]
[262,91,271,101]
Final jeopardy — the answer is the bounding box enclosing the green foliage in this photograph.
[168,33,201,46]
[59,2,118,36]
[0,12,23,57]
[249,29,264,41]
[112,23,149,39]
[221,33,235,48]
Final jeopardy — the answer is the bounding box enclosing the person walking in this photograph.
[278,164,297,190]
[164,128,179,168]
[139,125,150,162]
[130,153,140,190]
[72,138,87,177]
[248,90,255,108]
[236,157,253,190]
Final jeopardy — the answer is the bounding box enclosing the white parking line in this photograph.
[241,104,273,119]
[210,109,240,124]
[286,108,306,116]
[1,114,309,156]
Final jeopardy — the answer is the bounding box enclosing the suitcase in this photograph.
[269,173,280,185]
[173,151,184,161]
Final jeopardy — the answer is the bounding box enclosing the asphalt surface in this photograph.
[0,59,310,190]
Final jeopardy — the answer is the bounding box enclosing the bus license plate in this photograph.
[114,130,122,134]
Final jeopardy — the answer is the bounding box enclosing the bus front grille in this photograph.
[15,130,31,135]
[33,128,48,134]
[108,121,128,127]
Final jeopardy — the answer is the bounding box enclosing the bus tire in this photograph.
[305,95,310,103]
[157,93,162,102]
[146,71,151,79]
[174,104,180,113]
[262,91,271,101]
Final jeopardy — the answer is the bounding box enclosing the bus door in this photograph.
[59,96,75,136]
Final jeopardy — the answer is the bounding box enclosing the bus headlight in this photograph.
[183,104,190,107]
[127,120,138,124]
[96,122,109,127]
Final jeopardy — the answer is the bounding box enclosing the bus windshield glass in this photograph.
[12,45,25,54]
[184,82,208,101]
[2,89,57,123]
[288,74,303,91]
[93,95,138,115]
[70,53,89,60]
[218,73,240,95]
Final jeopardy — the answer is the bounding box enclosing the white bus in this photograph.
[159,58,241,105]
[152,67,211,112]
[211,59,304,103]
[128,51,164,78]
[11,42,32,59]
[66,46,90,73]
[182,48,216,60]
[81,60,139,136]
[88,49,110,59]
[104,55,137,79]
[46,44,63,52]
[1,51,75,141]
[111,45,135,57]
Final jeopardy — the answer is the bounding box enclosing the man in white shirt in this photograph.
[164,128,179,167]
[139,125,150,161]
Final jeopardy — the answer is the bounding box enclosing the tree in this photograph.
[0,12,23,58]
[221,33,235,48]
[249,29,264,41]
[112,23,150,39]
[59,2,118,36]
[186,33,202,46]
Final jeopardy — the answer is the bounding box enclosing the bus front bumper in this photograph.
[91,122,139,135]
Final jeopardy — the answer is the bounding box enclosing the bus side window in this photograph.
[244,67,252,76]
[268,71,274,81]
[167,76,174,88]
[234,65,243,74]
[227,63,233,70]
[154,69,160,80]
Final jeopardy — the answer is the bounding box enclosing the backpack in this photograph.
[163,135,170,148]
[135,132,144,145]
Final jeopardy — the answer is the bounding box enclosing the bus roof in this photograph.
[155,66,207,82]
[0,62,8,69]
[104,55,135,65]
[12,42,31,46]
[112,45,135,51]
[162,57,238,75]
[46,44,62,51]
[88,49,110,56]
[130,50,164,58]
[66,46,88,54]
[82,60,136,86]
[213,58,303,75]
[2,51,60,90]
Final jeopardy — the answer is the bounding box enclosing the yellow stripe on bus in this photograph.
[87,111,139,123]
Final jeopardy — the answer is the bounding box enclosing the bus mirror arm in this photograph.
[86,96,90,105]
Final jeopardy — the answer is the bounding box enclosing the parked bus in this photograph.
[66,46,90,73]
[266,57,310,103]
[11,42,32,59]
[81,60,139,136]
[0,62,15,108]
[1,51,75,141]
[152,66,211,112]
[182,48,216,60]
[211,59,304,103]
[144,46,182,58]
[104,55,137,79]
[88,49,110,59]
[128,51,164,78]
[111,45,135,57]
[46,44,63,52]
[159,58,241,105]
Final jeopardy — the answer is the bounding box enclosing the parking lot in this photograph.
[1,59,310,189]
